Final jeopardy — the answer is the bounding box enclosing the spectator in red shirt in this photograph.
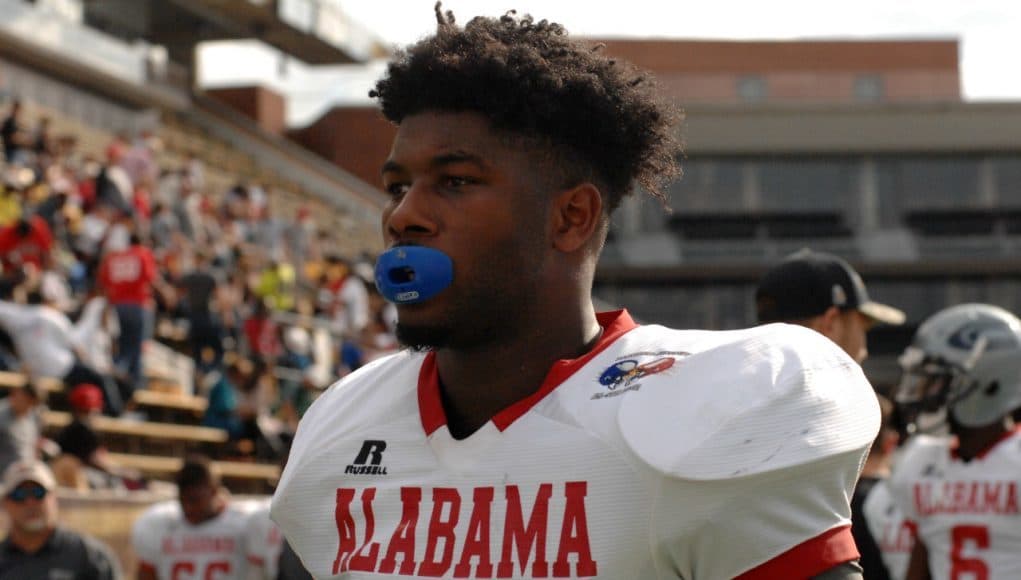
[0,216,53,273]
[98,225,160,398]
[242,298,280,362]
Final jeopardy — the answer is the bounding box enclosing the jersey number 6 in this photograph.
[951,525,989,580]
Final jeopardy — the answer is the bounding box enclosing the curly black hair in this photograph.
[370,3,682,213]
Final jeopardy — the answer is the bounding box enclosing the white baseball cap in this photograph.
[2,460,56,496]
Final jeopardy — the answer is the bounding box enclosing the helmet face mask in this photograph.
[895,304,1021,431]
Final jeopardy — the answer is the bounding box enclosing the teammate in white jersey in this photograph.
[272,5,879,578]
[244,503,283,580]
[133,455,257,580]
[889,304,1021,580]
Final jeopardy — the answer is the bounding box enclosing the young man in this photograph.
[132,455,258,580]
[756,248,906,364]
[99,224,161,399]
[0,459,121,579]
[272,6,880,578]
[889,303,1021,580]
[756,249,909,579]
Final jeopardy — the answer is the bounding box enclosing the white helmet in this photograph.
[896,303,1021,429]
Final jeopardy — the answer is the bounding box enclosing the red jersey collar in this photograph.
[418,309,638,436]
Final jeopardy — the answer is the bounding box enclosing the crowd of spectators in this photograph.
[0,96,397,481]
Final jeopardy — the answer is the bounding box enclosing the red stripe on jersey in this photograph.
[418,353,445,436]
[248,555,265,566]
[138,561,157,575]
[417,310,638,436]
[905,519,919,540]
[734,524,859,580]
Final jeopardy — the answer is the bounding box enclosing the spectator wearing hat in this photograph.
[0,382,43,475]
[0,459,121,579]
[756,248,906,580]
[50,384,120,491]
[755,248,905,364]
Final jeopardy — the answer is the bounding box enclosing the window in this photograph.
[853,75,885,102]
[736,76,767,102]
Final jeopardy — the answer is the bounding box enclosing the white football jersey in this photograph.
[245,503,285,580]
[888,428,1021,580]
[132,499,261,580]
[272,311,880,579]
[862,479,914,580]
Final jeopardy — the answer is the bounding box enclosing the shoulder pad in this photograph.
[888,434,951,485]
[619,323,879,480]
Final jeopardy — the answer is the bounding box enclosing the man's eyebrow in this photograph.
[381,151,489,177]
[381,160,402,176]
[430,152,488,170]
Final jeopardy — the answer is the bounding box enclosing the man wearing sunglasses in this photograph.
[0,459,121,578]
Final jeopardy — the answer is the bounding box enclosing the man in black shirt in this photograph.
[0,459,121,579]
[177,251,225,374]
[0,101,27,164]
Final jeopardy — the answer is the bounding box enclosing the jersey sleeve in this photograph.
[619,323,880,480]
[885,436,941,525]
[652,448,864,579]
[131,503,168,569]
[244,506,278,578]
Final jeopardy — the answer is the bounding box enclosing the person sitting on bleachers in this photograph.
[50,383,142,491]
[0,287,123,415]
[0,215,54,274]
[201,363,242,442]
[241,298,280,368]
[0,381,44,475]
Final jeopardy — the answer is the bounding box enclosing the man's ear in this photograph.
[818,306,842,336]
[550,183,603,253]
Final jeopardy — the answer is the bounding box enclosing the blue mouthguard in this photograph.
[374,246,454,304]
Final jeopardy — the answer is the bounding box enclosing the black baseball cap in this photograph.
[755,249,905,325]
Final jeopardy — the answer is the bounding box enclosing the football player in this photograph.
[133,455,259,580]
[271,4,880,578]
[889,304,1021,580]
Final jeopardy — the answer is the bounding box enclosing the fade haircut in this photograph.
[370,3,682,214]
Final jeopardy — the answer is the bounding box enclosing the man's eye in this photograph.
[443,176,474,188]
[386,183,410,197]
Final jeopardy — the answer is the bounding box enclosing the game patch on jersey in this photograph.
[592,350,688,400]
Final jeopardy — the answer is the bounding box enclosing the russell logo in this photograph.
[346,440,389,475]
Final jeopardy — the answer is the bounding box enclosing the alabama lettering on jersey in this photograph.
[132,499,262,580]
[888,428,1021,580]
[862,479,914,580]
[272,311,880,579]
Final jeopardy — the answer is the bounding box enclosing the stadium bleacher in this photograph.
[0,3,397,572]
